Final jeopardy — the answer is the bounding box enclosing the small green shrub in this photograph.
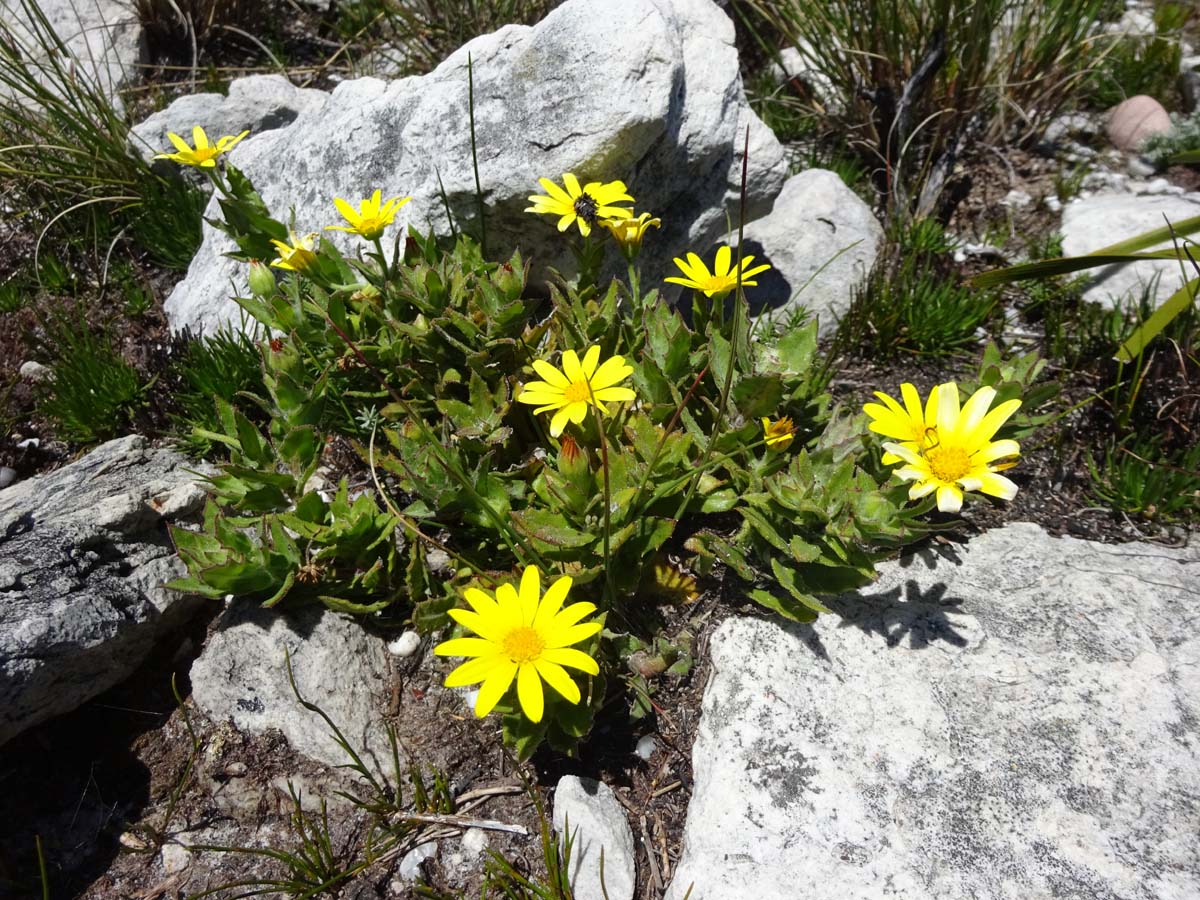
[1142,110,1200,166]
[34,312,145,444]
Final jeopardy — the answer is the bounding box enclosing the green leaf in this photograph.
[413,593,457,633]
[746,588,818,623]
[1115,276,1199,362]
[770,558,833,614]
[510,508,595,550]
[733,375,784,418]
[775,322,817,373]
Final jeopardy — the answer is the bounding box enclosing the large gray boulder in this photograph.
[666,522,1200,900]
[1061,191,1200,309]
[189,601,391,768]
[0,0,145,112]
[0,435,211,746]
[740,169,882,336]
[163,0,787,334]
[130,75,328,167]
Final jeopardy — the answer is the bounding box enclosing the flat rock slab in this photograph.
[1061,192,1200,309]
[0,435,211,746]
[667,523,1199,900]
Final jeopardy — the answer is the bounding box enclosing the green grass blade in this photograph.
[1114,275,1199,362]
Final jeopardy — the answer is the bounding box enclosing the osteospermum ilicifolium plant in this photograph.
[159,128,1034,758]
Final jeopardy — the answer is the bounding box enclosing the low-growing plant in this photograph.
[156,101,1035,758]
[834,218,997,357]
[1142,110,1200,168]
[168,323,267,456]
[33,310,147,444]
[1087,437,1200,523]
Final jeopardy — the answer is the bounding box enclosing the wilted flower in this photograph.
[270,231,318,273]
[665,246,771,298]
[761,416,795,451]
[878,383,1022,514]
[526,173,633,237]
[325,189,411,241]
[434,566,601,723]
[516,346,636,438]
[154,125,248,168]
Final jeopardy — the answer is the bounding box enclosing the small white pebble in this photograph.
[635,734,657,761]
[0,467,15,490]
[16,438,39,449]
[388,631,421,657]
[398,841,438,880]
[461,827,488,859]
[160,843,191,874]
[18,360,50,382]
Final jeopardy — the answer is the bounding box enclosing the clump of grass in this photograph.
[34,309,146,444]
[0,0,205,269]
[834,218,997,358]
[169,324,266,457]
[1087,438,1200,523]
[1084,2,1189,110]
[736,0,1111,221]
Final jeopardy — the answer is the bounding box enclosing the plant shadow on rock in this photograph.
[825,578,971,650]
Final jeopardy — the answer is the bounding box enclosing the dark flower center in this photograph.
[573,192,599,225]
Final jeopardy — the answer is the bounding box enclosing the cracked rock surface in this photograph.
[667,523,1200,900]
[0,435,211,746]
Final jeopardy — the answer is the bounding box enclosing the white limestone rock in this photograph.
[130,75,328,165]
[666,523,1200,900]
[163,0,786,334]
[0,0,145,112]
[739,169,882,336]
[0,435,211,746]
[1061,191,1200,308]
[189,601,391,769]
[553,776,636,900]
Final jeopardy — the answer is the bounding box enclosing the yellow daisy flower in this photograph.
[600,212,660,255]
[761,416,795,451]
[154,125,248,168]
[516,346,637,438]
[664,246,772,298]
[434,566,602,723]
[325,189,412,241]
[525,173,633,237]
[881,383,1022,514]
[269,231,318,273]
[863,382,942,464]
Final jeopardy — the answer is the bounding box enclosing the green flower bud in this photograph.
[248,259,277,297]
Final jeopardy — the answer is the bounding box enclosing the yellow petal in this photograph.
[549,408,572,437]
[579,345,601,380]
[936,484,963,513]
[546,621,601,649]
[713,245,732,277]
[540,647,599,675]
[532,575,573,629]
[562,173,582,198]
[192,125,208,150]
[519,565,540,626]
[590,356,631,390]
[516,663,544,722]
[531,359,570,389]
[474,660,519,717]
[433,637,496,658]
[534,660,581,704]
[444,654,505,687]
